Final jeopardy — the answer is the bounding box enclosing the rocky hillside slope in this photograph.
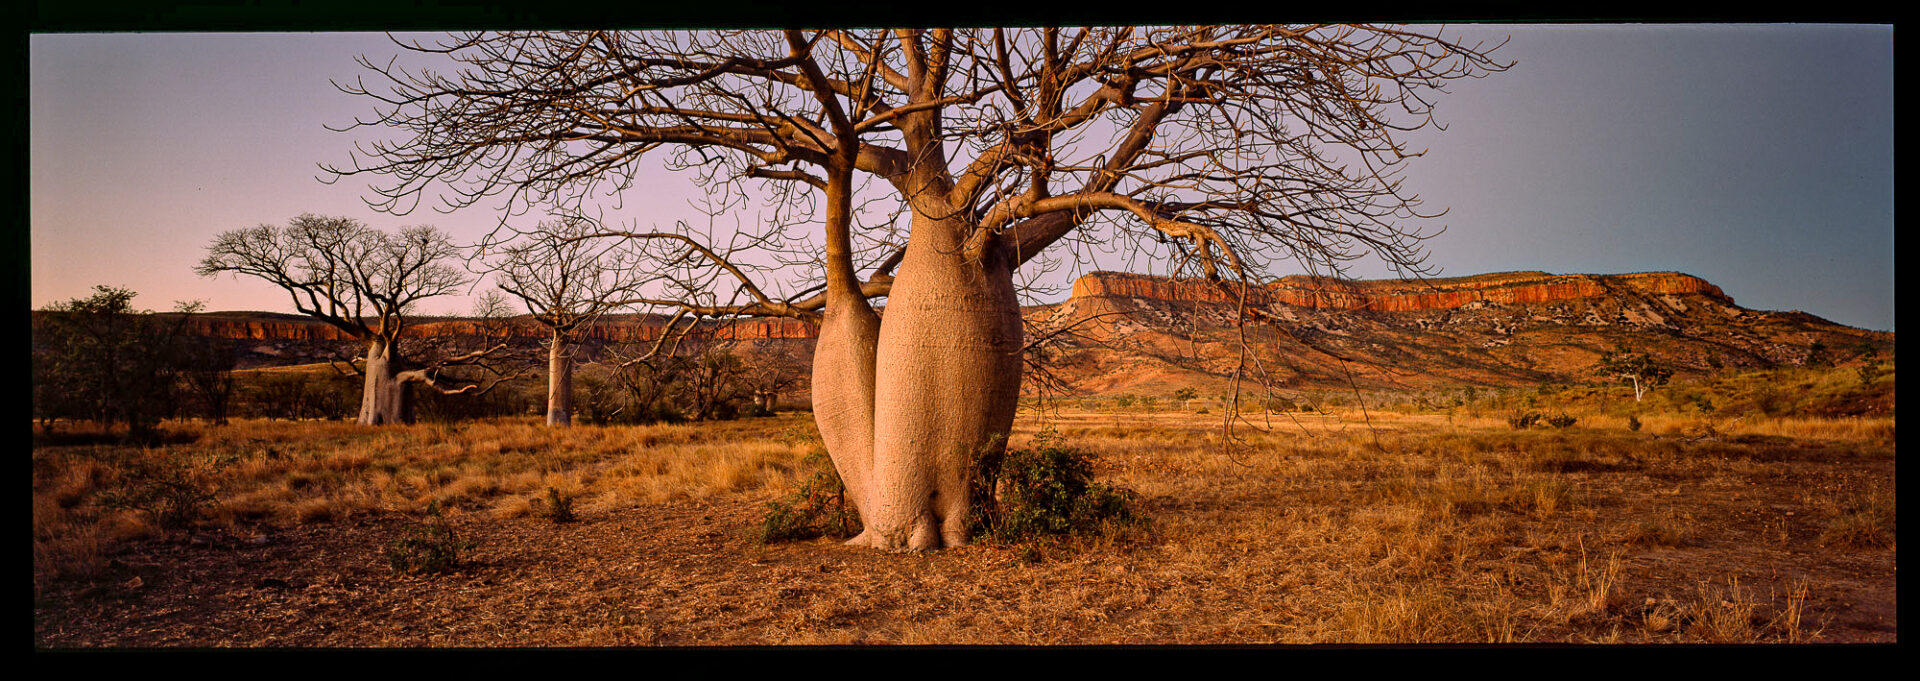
[1032,271,1889,396]
[90,270,1888,397]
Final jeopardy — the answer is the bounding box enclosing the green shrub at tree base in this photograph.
[756,431,1143,547]
[755,449,860,544]
[968,432,1140,544]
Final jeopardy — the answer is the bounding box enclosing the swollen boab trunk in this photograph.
[547,335,573,426]
[851,217,1023,551]
[358,340,415,425]
[812,303,880,543]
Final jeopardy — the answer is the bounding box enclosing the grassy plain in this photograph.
[33,378,1895,646]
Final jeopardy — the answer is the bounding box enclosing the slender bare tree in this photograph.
[485,216,648,426]
[327,26,1507,549]
[197,214,518,425]
[739,342,807,413]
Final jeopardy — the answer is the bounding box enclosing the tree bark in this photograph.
[857,215,1023,551]
[813,303,880,540]
[547,335,573,426]
[358,340,415,425]
[807,152,887,546]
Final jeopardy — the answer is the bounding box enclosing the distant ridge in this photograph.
[1068,270,1732,312]
[85,269,1875,344]
[41,269,1886,393]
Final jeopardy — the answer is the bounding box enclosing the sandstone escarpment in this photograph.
[165,270,1736,345]
[178,315,818,343]
[35,268,1886,394]
[1068,270,1733,311]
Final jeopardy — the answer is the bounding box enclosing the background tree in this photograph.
[1595,347,1673,403]
[197,214,518,425]
[607,350,692,423]
[328,26,1507,550]
[32,286,199,440]
[738,343,807,414]
[178,337,239,425]
[682,346,754,421]
[486,216,648,426]
[254,373,321,421]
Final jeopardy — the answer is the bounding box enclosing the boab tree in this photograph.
[327,26,1507,549]
[486,217,649,426]
[197,214,518,424]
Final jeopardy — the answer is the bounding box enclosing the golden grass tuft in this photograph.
[1818,513,1894,549]
[1329,583,1478,643]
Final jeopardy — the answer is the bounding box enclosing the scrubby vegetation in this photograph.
[31,356,1894,645]
[32,287,223,440]
[756,448,861,544]
[1023,355,1895,427]
[966,431,1140,546]
[384,502,474,575]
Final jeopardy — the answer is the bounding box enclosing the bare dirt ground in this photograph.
[32,411,1895,646]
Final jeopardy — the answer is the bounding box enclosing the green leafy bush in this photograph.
[1545,412,1578,429]
[756,449,860,544]
[968,432,1139,543]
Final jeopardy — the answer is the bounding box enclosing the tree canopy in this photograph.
[327,27,1510,310]
[325,25,1510,550]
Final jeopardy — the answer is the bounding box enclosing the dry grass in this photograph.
[31,416,806,581]
[32,401,1896,645]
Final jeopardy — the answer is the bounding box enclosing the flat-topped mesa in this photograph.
[1068,270,1733,312]
[177,315,817,342]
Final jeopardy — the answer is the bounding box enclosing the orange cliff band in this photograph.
[170,271,1733,342]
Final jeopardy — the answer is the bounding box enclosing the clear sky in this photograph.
[29,25,1895,331]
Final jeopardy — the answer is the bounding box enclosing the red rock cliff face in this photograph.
[172,271,1731,341]
[1069,271,1732,311]
[182,315,818,342]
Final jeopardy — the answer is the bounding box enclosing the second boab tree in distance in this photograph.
[325,26,1509,550]
[485,216,652,427]
[197,215,520,425]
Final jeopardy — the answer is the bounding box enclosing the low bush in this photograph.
[1507,411,1542,430]
[755,449,860,544]
[385,502,475,575]
[538,486,577,524]
[968,432,1139,544]
[96,450,222,530]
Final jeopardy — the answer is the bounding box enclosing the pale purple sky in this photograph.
[29,25,1895,331]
